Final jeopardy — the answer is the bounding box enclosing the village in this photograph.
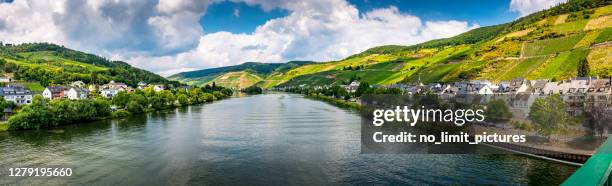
[0,77,198,118]
[277,76,612,122]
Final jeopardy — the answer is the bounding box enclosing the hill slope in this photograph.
[169,61,313,89]
[0,43,176,88]
[171,0,611,88]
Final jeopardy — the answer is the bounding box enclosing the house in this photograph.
[2,107,12,121]
[42,86,66,99]
[509,78,530,94]
[153,85,165,92]
[66,87,90,100]
[0,76,11,83]
[586,78,612,108]
[100,87,125,98]
[70,81,85,88]
[137,81,148,89]
[0,85,33,105]
[102,81,128,90]
[530,80,550,95]
[344,81,360,93]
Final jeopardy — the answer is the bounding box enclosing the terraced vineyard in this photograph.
[171,1,612,88]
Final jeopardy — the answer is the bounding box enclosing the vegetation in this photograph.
[0,43,178,87]
[528,94,569,140]
[485,99,513,122]
[241,85,263,95]
[585,105,612,139]
[7,86,233,130]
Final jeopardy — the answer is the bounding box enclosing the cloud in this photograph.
[0,0,207,56]
[509,0,568,17]
[233,8,240,17]
[142,1,477,76]
[0,0,477,77]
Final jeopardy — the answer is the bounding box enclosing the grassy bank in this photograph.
[305,94,361,110]
[0,122,8,132]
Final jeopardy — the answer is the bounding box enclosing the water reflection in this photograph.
[0,93,576,185]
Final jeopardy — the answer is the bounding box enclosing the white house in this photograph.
[0,76,11,83]
[137,81,148,90]
[100,87,125,98]
[0,85,33,105]
[153,85,165,92]
[42,86,66,99]
[66,87,90,100]
[70,81,85,88]
[345,81,360,93]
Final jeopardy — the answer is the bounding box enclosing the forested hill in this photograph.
[168,61,313,89]
[0,43,178,88]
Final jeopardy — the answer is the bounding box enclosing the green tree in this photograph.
[528,94,568,140]
[176,93,189,106]
[8,95,56,130]
[578,58,589,77]
[126,100,143,114]
[485,99,513,122]
[355,82,370,97]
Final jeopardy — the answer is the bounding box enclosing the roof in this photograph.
[46,86,66,93]
[69,87,90,93]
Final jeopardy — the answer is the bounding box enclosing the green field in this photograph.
[594,27,612,43]
[499,57,548,80]
[551,19,588,33]
[523,33,585,57]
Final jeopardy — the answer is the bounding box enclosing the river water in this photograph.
[0,93,576,185]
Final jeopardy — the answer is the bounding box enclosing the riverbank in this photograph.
[0,122,7,132]
[305,94,361,110]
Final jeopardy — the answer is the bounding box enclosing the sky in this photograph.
[0,0,568,76]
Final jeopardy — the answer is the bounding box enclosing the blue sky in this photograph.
[201,0,519,34]
[0,0,566,75]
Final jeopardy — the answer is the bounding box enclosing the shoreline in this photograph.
[0,96,232,132]
[298,92,594,166]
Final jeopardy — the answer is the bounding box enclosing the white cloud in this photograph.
[146,1,477,76]
[0,0,477,77]
[509,0,568,17]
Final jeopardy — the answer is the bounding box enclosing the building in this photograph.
[153,84,165,92]
[344,81,360,93]
[66,87,90,100]
[70,81,85,88]
[100,87,125,98]
[0,76,11,83]
[102,81,128,90]
[137,81,148,90]
[42,86,66,99]
[509,78,530,94]
[0,85,33,105]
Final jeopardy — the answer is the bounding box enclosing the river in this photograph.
[0,93,576,185]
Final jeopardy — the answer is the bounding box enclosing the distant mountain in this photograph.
[168,61,314,89]
[0,43,178,90]
[171,0,611,89]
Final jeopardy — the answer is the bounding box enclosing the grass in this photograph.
[592,5,612,18]
[574,30,602,48]
[0,122,8,132]
[10,81,44,92]
[584,14,612,30]
[18,51,108,71]
[499,57,548,80]
[588,45,612,77]
[551,19,588,33]
[529,48,589,80]
[593,27,612,43]
[207,71,263,89]
[523,33,585,57]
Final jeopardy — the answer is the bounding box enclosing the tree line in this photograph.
[8,85,233,130]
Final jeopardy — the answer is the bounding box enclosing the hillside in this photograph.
[169,61,313,89]
[0,43,177,89]
[170,0,611,88]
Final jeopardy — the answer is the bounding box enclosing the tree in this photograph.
[126,100,143,114]
[578,58,589,77]
[177,93,189,106]
[112,91,130,108]
[585,106,612,140]
[8,95,56,130]
[355,82,370,97]
[485,99,513,122]
[528,94,568,140]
